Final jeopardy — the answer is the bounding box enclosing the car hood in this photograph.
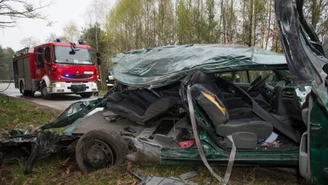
[110,44,287,88]
[275,0,328,86]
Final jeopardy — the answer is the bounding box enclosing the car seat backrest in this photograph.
[106,91,177,123]
[190,83,229,126]
[190,71,227,106]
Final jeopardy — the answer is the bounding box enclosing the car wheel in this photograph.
[75,130,128,173]
[80,92,93,98]
[41,83,52,100]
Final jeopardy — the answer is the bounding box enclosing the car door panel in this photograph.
[275,1,328,184]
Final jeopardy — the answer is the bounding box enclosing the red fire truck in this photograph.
[13,40,100,99]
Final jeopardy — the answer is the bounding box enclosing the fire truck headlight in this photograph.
[91,82,97,87]
[53,83,64,88]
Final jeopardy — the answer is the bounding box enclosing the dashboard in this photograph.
[262,80,300,116]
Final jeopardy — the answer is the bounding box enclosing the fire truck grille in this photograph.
[61,74,93,79]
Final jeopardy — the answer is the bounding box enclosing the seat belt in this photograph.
[187,85,236,185]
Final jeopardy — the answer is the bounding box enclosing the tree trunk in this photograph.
[248,0,253,46]
[221,0,226,43]
[265,0,272,50]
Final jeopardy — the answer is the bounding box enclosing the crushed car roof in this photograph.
[110,44,288,88]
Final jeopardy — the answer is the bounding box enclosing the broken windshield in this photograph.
[54,46,93,65]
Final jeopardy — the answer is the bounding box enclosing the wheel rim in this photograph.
[42,86,48,96]
[83,139,114,170]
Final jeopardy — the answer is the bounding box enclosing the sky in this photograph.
[0,0,113,51]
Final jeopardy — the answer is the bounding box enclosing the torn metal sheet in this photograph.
[296,86,312,107]
[126,137,161,163]
[179,171,198,180]
[130,170,198,185]
[275,0,328,86]
[41,98,107,129]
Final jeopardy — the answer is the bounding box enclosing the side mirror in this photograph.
[96,52,100,57]
[45,47,52,65]
[37,53,43,61]
[37,47,43,53]
[36,53,44,68]
[97,58,101,65]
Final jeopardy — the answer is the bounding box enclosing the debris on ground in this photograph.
[130,170,198,185]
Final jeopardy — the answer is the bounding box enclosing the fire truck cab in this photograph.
[13,40,99,99]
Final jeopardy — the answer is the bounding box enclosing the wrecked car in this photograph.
[1,0,328,184]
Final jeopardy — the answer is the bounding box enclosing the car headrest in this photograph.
[190,71,211,84]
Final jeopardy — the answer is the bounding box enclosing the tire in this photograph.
[19,81,23,94]
[75,130,128,173]
[29,91,35,97]
[20,81,29,96]
[41,82,52,100]
[80,92,93,98]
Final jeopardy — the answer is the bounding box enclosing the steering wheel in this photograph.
[247,74,271,93]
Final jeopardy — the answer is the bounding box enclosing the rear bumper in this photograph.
[49,81,98,94]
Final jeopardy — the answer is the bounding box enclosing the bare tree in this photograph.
[0,0,53,28]
[62,20,80,42]
[20,36,41,48]
[44,32,57,42]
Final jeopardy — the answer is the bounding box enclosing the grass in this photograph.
[0,94,309,185]
[0,94,60,133]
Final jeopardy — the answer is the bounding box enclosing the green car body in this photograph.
[46,0,328,184]
[109,0,328,183]
[2,0,328,184]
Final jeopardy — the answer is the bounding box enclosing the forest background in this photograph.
[1,0,328,89]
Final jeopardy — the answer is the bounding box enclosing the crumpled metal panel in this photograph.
[42,98,105,129]
[296,86,312,107]
[130,170,198,185]
[111,44,287,88]
[275,0,328,86]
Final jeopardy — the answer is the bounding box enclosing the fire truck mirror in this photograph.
[35,47,44,68]
[37,47,43,53]
[36,53,44,68]
[96,52,100,57]
[45,47,51,65]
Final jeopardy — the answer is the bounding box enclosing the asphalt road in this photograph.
[0,83,99,111]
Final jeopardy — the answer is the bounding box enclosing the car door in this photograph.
[275,0,328,184]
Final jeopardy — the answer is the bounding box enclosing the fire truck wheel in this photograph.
[29,91,35,97]
[80,92,93,98]
[75,130,128,173]
[20,81,29,96]
[41,83,52,100]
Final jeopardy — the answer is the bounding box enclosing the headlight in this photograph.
[53,83,64,88]
[92,82,97,87]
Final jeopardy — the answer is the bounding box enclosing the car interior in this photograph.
[186,71,306,150]
[78,68,308,152]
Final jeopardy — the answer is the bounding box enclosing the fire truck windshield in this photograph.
[54,46,93,65]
